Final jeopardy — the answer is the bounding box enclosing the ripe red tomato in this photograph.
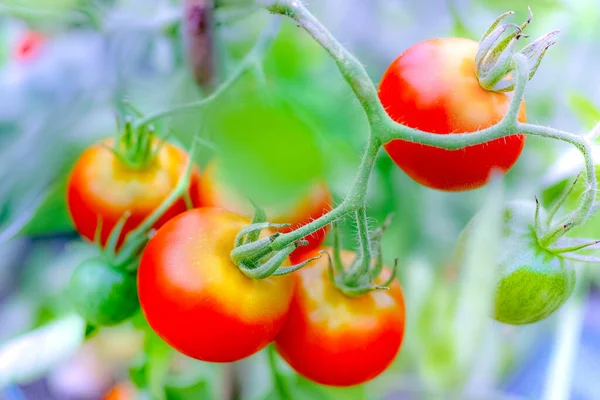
[275,248,406,386]
[67,138,202,248]
[137,208,295,362]
[378,38,527,191]
[199,160,332,263]
[13,31,45,62]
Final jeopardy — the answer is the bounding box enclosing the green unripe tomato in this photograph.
[69,257,139,326]
[457,201,575,325]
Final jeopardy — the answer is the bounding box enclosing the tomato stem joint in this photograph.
[230,205,321,279]
[323,216,399,297]
[476,7,559,92]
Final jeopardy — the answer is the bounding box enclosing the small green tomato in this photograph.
[69,257,139,326]
[457,201,575,325]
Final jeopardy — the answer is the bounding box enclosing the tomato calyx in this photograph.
[230,203,321,279]
[105,116,164,170]
[324,215,399,297]
[475,8,559,92]
[530,176,600,262]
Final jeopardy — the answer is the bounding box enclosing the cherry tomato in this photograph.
[13,31,45,62]
[199,160,332,263]
[274,248,406,387]
[378,38,527,191]
[67,138,202,249]
[137,208,295,362]
[69,257,139,326]
[456,201,575,324]
[103,382,135,400]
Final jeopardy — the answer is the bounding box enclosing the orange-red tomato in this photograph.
[13,31,45,62]
[199,160,332,263]
[138,208,295,362]
[102,382,134,400]
[67,138,202,248]
[275,248,406,387]
[378,38,527,191]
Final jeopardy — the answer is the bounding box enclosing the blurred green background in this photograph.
[0,0,600,399]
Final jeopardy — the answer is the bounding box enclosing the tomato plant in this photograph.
[7,1,600,399]
[137,207,296,362]
[378,38,527,191]
[275,248,406,386]
[67,133,202,249]
[199,160,332,263]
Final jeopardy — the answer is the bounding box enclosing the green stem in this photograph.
[113,148,195,266]
[270,136,380,251]
[267,345,292,400]
[344,208,371,284]
[134,15,281,129]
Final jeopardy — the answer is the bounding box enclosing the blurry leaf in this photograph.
[541,274,588,400]
[478,0,562,12]
[416,278,461,389]
[0,314,85,389]
[209,80,325,207]
[264,19,325,81]
[568,92,600,131]
[447,0,476,39]
[145,331,173,400]
[19,174,73,237]
[165,378,210,400]
[453,178,503,372]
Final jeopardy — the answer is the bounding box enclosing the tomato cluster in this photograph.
[65,118,407,386]
[62,9,577,393]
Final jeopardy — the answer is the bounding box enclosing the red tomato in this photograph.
[275,248,406,387]
[137,208,295,362]
[67,138,202,248]
[378,38,527,191]
[102,382,134,400]
[14,31,45,62]
[199,160,332,263]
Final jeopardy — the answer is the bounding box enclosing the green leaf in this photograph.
[19,174,74,237]
[453,178,503,373]
[145,331,174,400]
[209,79,325,208]
[447,0,476,39]
[165,378,210,400]
[568,92,600,130]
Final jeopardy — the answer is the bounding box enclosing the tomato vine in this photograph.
[121,0,600,293]
[225,0,598,284]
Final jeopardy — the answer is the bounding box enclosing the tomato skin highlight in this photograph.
[199,160,332,263]
[67,138,202,248]
[274,249,406,387]
[137,208,295,363]
[69,258,139,326]
[378,38,527,191]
